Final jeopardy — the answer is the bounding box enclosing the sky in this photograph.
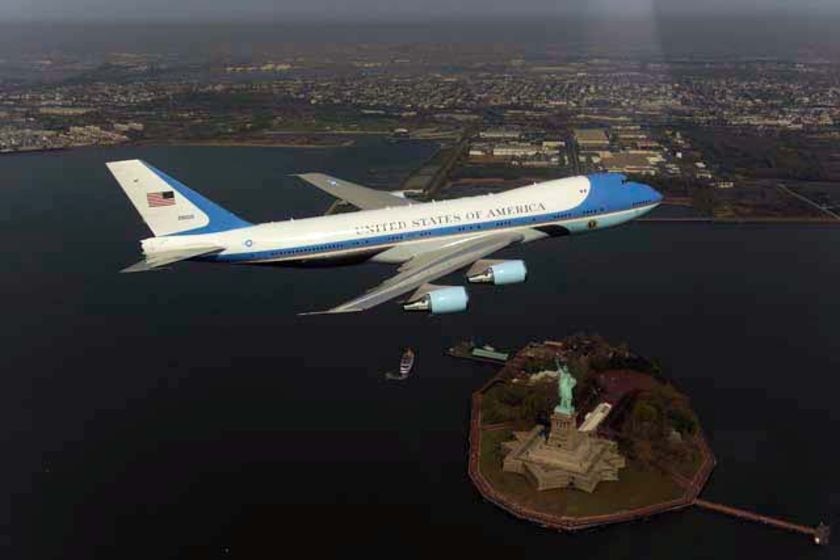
[1,0,839,23]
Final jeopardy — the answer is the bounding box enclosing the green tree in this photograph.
[668,407,698,436]
[632,401,659,426]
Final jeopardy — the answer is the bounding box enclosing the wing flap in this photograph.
[121,246,224,273]
[295,173,412,210]
[300,232,523,314]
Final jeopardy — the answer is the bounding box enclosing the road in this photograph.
[567,139,581,175]
[777,183,840,221]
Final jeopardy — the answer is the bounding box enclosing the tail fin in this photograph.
[106,159,251,237]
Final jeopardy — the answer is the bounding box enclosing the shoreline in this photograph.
[4,144,840,227]
[638,217,840,225]
[166,140,355,149]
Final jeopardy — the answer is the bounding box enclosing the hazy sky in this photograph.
[2,0,839,23]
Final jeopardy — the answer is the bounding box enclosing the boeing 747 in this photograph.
[107,160,662,314]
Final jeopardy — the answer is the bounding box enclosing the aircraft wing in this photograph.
[301,232,523,315]
[295,173,412,210]
[121,246,224,273]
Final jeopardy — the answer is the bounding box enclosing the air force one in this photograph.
[106,160,662,315]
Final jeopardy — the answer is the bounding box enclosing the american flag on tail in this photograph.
[147,191,175,207]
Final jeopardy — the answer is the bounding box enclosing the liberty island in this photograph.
[463,334,828,544]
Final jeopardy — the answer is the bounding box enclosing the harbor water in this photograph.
[1,139,838,558]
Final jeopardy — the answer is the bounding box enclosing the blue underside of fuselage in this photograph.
[199,173,660,265]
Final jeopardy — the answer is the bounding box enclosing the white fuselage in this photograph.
[140,175,660,266]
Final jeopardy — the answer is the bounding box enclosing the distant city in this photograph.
[2,24,839,219]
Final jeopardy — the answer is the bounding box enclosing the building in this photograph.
[601,152,658,175]
[492,143,542,158]
[468,143,494,159]
[574,128,610,150]
[479,128,521,140]
[521,159,556,168]
[38,107,93,116]
[113,122,145,133]
[579,402,612,433]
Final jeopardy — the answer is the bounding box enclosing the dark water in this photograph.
[1,140,838,559]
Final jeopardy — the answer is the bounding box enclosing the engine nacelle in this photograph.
[403,285,469,314]
[466,259,528,285]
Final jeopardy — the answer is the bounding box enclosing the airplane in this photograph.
[106,160,662,315]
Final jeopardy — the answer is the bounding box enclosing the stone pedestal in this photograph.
[502,410,625,493]
[547,411,581,451]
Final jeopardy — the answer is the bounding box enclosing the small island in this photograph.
[468,334,716,530]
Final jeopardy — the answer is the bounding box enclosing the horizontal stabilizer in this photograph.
[121,246,224,273]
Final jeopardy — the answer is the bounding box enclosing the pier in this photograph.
[694,499,830,546]
[446,340,510,364]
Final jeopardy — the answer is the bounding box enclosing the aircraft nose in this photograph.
[634,182,662,205]
[630,181,662,206]
[649,185,663,204]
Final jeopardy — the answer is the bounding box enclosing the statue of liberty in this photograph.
[554,358,577,416]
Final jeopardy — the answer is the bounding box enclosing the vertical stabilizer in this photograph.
[106,159,251,237]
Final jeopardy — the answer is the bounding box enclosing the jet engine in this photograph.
[402,285,469,314]
[466,259,528,285]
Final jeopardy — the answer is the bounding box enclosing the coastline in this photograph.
[166,140,355,149]
[638,217,840,225]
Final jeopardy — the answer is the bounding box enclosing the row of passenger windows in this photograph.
[254,208,617,258]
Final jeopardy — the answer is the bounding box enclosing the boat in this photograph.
[385,347,416,381]
[399,348,416,377]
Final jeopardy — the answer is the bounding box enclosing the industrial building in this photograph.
[574,128,610,150]
[601,152,660,175]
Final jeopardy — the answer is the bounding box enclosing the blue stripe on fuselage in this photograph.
[208,207,564,263]
[205,180,659,264]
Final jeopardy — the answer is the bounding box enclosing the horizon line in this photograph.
[1,12,839,26]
